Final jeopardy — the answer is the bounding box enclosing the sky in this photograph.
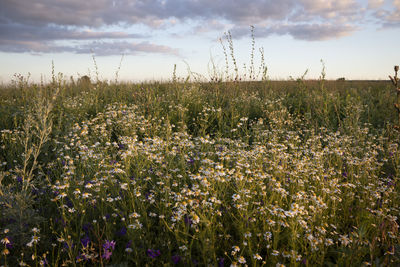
[0,0,400,83]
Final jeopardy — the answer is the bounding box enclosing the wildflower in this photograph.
[184,215,192,226]
[116,227,127,236]
[147,249,161,258]
[40,258,48,266]
[191,213,200,224]
[103,240,116,251]
[82,192,92,198]
[81,236,90,247]
[120,183,128,190]
[231,245,240,255]
[264,231,272,240]
[272,250,279,256]
[254,253,262,260]
[339,234,351,246]
[172,255,181,264]
[129,212,140,218]
[58,192,67,199]
[2,248,9,255]
[1,237,10,245]
[325,238,334,246]
[232,194,240,201]
[238,256,246,264]
[102,249,113,260]
[73,189,81,195]
[31,235,40,243]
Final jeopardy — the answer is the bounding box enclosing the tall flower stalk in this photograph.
[389,65,400,130]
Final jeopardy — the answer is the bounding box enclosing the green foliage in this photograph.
[0,74,399,266]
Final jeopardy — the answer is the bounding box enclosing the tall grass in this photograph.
[0,31,399,266]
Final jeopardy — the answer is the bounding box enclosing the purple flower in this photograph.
[342,171,347,178]
[218,257,225,267]
[102,249,113,260]
[81,236,90,247]
[5,237,13,249]
[147,249,161,258]
[116,227,127,236]
[63,241,73,250]
[103,240,116,251]
[184,214,192,226]
[172,255,181,264]
[16,176,22,183]
[41,258,48,266]
[82,223,92,234]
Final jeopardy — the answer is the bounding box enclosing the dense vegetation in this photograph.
[0,76,399,266]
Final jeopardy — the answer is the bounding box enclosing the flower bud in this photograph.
[395,66,399,72]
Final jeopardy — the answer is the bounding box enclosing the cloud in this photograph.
[283,23,356,40]
[1,0,364,27]
[193,19,228,34]
[0,38,179,56]
[369,0,400,28]
[0,0,377,54]
[76,41,180,56]
[230,23,356,41]
[368,0,384,9]
[0,22,146,42]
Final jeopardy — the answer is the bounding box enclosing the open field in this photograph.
[0,77,400,266]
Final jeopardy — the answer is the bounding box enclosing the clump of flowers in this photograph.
[147,249,161,259]
[102,240,116,260]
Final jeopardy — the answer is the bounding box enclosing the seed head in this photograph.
[395,66,399,72]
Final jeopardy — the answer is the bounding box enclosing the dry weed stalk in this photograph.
[389,65,400,130]
[19,87,59,191]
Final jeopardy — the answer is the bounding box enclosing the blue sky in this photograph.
[0,0,399,83]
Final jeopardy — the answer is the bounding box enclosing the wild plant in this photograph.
[225,31,239,81]
[1,60,400,266]
[114,54,125,84]
[219,36,230,81]
[218,26,268,83]
[389,65,400,130]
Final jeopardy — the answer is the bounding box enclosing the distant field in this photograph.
[0,78,399,266]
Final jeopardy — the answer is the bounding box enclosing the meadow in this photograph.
[0,67,400,266]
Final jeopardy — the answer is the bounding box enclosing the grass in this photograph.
[0,75,399,266]
[0,31,399,265]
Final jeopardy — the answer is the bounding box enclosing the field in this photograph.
[0,74,400,266]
